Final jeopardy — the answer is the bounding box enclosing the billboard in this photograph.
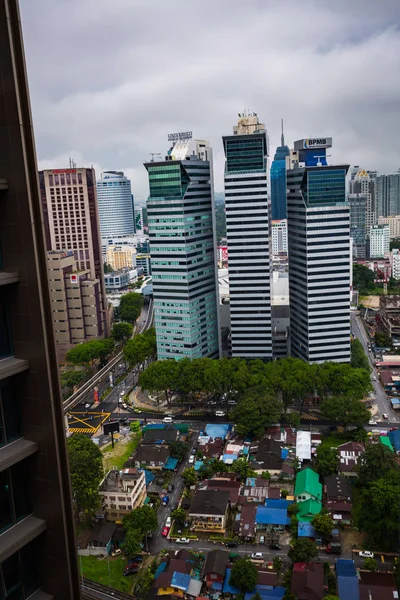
[168,131,192,142]
[294,138,332,150]
[70,274,78,284]
[104,421,120,435]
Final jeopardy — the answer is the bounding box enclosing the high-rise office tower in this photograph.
[223,113,272,359]
[135,206,144,232]
[0,1,80,596]
[39,166,107,336]
[145,137,220,360]
[270,119,290,220]
[349,193,367,258]
[376,172,400,217]
[349,168,376,229]
[287,138,351,364]
[97,170,135,238]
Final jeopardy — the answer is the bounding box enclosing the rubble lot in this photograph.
[340,528,368,554]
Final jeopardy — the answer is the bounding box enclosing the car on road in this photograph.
[167,485,174,493]
[176,538,190,544]
[124,566,139,576]
[259,535,265,545]
[269,543,281,550]
[162,496,169,506]
[369,419,377,425]
[84,403,91,409]
[122,403,128,409]
[163,416,173,423]
[191,447,197,455]
[188,455,195,464]
[111,548,122,557]
[359,551,374,558]
[215,410,226,417]
[162,527,170,537]
[372,376,377,381]
[166,517,172,527]
[250,552,263,560]
[225,542,238,548]
[382,413,388,420]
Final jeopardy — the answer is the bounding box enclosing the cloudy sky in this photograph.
[21,0,400,203]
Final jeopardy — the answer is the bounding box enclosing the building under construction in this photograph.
[380,295,400,338]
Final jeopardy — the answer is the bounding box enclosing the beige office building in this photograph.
[378,215,400,239]
[47,250,105,359]
[106,244,136,270]
[39,166,107,336]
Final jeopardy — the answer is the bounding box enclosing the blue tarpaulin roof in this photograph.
[389,429,400,451]
[139,469,155,486]
[222,453,238,463]
[154,562,167,579]
[164,457,178,470]
[223,569,240,595]
[205,424,231,439]
[265,499,293,509]
[298,522,316,537]
[211,582,223,591]
[256,506,290,526]
[336,559,357,577]
[244,589,285,600]
[171,572,191,591]
[337,575,360,600]
[281,448,289,460]
[194,460,204,471]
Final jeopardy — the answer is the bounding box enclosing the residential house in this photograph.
[295,469,322,503]
[336,559,360,600]
[142,427,179,445]
[311,432,322,449]
[202,438,223,459]
[132,445,170,469]
[203,549,229,590]
[298,522,316,539]
[99,468,147,521]
[87,523,117,556]
[296,431,312,463]
[199,474,241,505]
[337,441,365,477]
[297,499,322,523]
[240,477,270,504]
[359,571,398,600]
[281,463,296,480]
[255,499,291,532]
[265,426,297,446]
[239,504,257,539]
[324,475,352,525]
[291,562,324,600]
[189,490,230,533]
[249,437,284,477]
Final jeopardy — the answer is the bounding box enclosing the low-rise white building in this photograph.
[370,224,390,258]
[296,431,311,463]
[271,219,288,255]
[391,249,400,280]
[99,468,146,521]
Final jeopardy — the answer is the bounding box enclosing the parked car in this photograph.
[188,455,195,464]
[359,551,374,558]
[250,552,263,560]
[259,535,265,545]
[215,410,226,417]
[176,538,190,544]
[191,448,197,455]
[167,484,174,493]
[111,548,122,557]
[162,527,170,537]
[124,567,139,576]
[372,376,377,381]
[269,543,281,550]
[225,542,238,548]
[127,556,143,563]
[166,517,172,527]
[369,419,377,425]
[382,413,388,420]
[122,403,128,409]
[84,403,91,409]
[163,416,173,423]
[162,496,169,506]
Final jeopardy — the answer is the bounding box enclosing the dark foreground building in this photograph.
[0,1,81,597]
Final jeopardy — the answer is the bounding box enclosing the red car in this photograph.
[162,526,170,537]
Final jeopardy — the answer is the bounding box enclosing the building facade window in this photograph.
[0,380,22,447]
[0,296,12,359]
[0,461,31,534]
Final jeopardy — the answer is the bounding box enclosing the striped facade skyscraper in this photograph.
[223,113,272,359]
[287,138,351,363]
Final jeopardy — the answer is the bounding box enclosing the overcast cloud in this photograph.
[20,0,400,203]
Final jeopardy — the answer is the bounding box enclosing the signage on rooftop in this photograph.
[50,169,77,174]
[167,131,193,142]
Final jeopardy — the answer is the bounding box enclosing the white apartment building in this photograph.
[99,468,146,522]
[369,224,390,258]
[378,215,400,239]
[391,249,400,280]
[271,219,288,255]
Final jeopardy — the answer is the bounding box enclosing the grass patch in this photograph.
[102,432,142,471]
[79,555,132,593]
[321,432,353,448]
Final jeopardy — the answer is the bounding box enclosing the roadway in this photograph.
[351,312,399,423]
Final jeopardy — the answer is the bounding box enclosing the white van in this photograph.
[163,416,173,423]
[215,410,226,417]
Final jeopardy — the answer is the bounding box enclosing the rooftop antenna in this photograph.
[149,153,162,162]
[281,119,285,147]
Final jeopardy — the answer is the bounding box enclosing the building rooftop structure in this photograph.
[291,562,323,600]
[295,468,322,501]
[189,490,230,516]
[324,475,352,501]
[99,468,143,493]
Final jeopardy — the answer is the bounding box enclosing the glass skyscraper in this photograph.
[270,120,290,220]
[97,171,135,239]
[287,138,351,364]
[145,139,220,360]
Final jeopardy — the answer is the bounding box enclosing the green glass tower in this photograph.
[144,139,220,360]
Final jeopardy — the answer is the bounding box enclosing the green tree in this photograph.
[67,434,104,520]
[311,512,334,539]
[112,321,133,343]
[119,292,144,324]
[229,558,258,593]
[139,360,179,404]
[352,427,369,443]
[375,330,393,348]
[324,595,340,600]
[123,528,142,556]
[273,557,283,573]
[171,508,186,524]
[320,396,370,429]
[66,339,105,370]
[288,538,318,563]
[250,593,262,600]
[356,443,399,486]
[364,558,377,571]
[231,388,282,437]
[103,262,113,273]
[286,412,301,428]
[356,476,400,550]
[231,458,254,480]
[353,263,375,293]
[314,445,337,477]
[60,369,86,396]
[129,420,141,433]
[123,505,158,537]
[170,441,188,462]
[182,467,197,488]
[97,338,115,366]
[124,329,156,370]
[351,338,370,371]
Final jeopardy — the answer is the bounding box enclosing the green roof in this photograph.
[294,468,322,500]
[380,436,394,452]
[297,499,322,523]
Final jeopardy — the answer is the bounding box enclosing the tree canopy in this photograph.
[353,263,375,294]
[320,396,370,429]
[288,538,318,563]
[60,369,86,397]
[314,445,338,477]
[170,441,188,462]
[67,434,104,519]
[112,321,133,343]
[311,512,334,539]
[124,327,156,370]
[123,505,158,537]
[231,388,282,437]
[229,558,258,593]
[119,292,144,324]
[65,338,114,370]
[351,339,370,371]
[181,467,197,487]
